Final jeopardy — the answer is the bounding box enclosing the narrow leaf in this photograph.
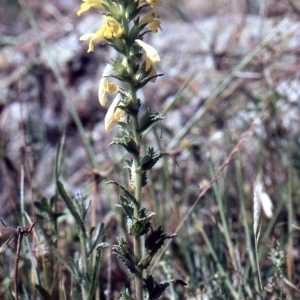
[107,181,138,205]
[87,242,107,300]
[56,180,86,236]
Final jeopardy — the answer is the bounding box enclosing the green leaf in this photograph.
[145,226,177,253]
[138,227,177,269]
[107,181,138,205]
[112,238,137,273]
[56,180,86,238]
[138,109,164,134]
[117,121,132,133]
[138,208,154,219]
[54,132,65,181]
[135,73,163,90]
[101,0,121,20]
[73,192,89,221]
[117,90,139,116]
[117,195,134,218]
[134,62,152,83]
[111,134,139,156]
[137,254,152,270]
[90,223,105,253]
[109,38,127,56]
[143,275,187,300]
[129,210,155,237]
[87,241,107,300]
[129,19,143,41]
[111,58,131,81]
[124,0,141,21]
[140,147,169,172]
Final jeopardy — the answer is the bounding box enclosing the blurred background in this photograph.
[0,0,300,299]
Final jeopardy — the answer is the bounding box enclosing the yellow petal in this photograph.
[139,10,162,32]
[135,39,160,71]
[146,0,162,7]
[80,31,104,52]
[103,17,123,39]
[105,81,119,94]
[99,64,113,105]
[77,0,103,16]
[138,0,162,7]
[88,0,103,9]
[148,20,162,33]
[139,10,159,27]
[98,87,108,107]
[105,94,122,132]
[77,3,92,16]
[98,64,118,106]
[114,107,125,123]
[79,18,121,52]
[79,33,97,41]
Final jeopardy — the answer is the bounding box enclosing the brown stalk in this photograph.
[1,216,38,300]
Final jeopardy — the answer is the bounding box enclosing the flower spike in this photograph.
[76,1,182,299]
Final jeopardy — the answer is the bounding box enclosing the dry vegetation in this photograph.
[0,0,300,299]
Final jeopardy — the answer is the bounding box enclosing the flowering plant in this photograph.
[78,0,186,299]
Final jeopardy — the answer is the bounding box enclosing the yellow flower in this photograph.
[139,10,162,33]
[101,16,123,39]
[105,94,125,132]
[80,17,123,52]
[98,64,119,106]
[148,20,162,33]
[139,0,162,8]
[134,39,161,71]
[77,0,103,16]
[80,31,103,52]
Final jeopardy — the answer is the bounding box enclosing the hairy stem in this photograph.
[132,96,143,300]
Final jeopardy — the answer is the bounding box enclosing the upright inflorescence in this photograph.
[78,1,186,299]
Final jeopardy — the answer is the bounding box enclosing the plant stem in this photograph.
[255,240,263,293]
[14,233,23,300]
[125,27,144,295]
[79,230,88,299]
[132,102,143,300]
